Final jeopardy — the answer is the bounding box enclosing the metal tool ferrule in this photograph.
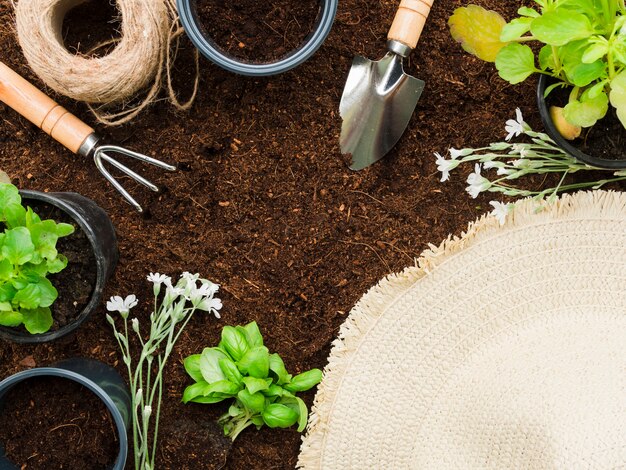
[386,40,413,58]
[77,133,100,158]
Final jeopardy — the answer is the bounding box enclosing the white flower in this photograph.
[135,388,143,403]
[466,164,491,198]
[496,166,515,176]
[435,152,460,182]
[181,272,200,282]
[490,201,510,226]
[483,161,504,169]
[449,147,473,159]
[131,318,140,334]
[197,297,223,318]
[147,273,170,285]
[106,295,138,318]
[505,108,526,141]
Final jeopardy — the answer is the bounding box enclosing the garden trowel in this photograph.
[340,0,434,170]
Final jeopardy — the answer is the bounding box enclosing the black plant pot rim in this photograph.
[177,0,338,76]
[536,74,626,169]
[0,191,116,344]
[0,365,128,470]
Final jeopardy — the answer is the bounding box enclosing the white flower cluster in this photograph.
[433,108,626,225]
[106,272,222,470]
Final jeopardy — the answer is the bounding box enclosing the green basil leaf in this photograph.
[205,380,241,397]
[221,326,249,360]
[495,43,536,84]
[0,310,23,327]
[183,354,204,383]
[21,307,53,334]
[237,389,266,413]
[241,321,263,347]
[237,346,270,379]
[182,380,210,403]
[262,384,286,398]
[2,227,34,265]
[261,403,298,429]
[269,353,290,384]
[228,403,243,417]
[280,396,309,432]
[199,347,228,383]
[190,395,228,404]
[24,207,41,227]
[284,369,323,392]
[530,10,593,46]
[242,376,272,394]
[218,357,243,385]
[251,415,264,428]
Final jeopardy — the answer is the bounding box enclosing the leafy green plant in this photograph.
[449,0,626,132]
[0,183,74,334]
[182,321,322,440]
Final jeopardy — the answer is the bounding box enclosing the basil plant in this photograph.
[449,0,626,135]
[0,183,74,333]
[182,321,322,440]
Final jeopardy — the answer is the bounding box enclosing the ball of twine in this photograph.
[14,0,198,125]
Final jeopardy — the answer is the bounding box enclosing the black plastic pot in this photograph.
[177,0,338,76]
[0,358,130,470]
[0,191,118,343]
[537,74,626,169]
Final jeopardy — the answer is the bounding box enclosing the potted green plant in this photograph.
[448,0,626,167]
[0,182,118,343]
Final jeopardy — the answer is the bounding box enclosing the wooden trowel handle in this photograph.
[388,0,434,50]
[0,61,94,154]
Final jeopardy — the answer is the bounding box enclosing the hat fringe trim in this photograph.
[297,190,626,469]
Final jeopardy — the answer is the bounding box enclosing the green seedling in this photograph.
[449,0,626,133]
[0,183,74,334]
[182,321,322,440]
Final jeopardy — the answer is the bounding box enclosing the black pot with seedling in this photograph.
[449,0,626,168]
[0,184,118,343]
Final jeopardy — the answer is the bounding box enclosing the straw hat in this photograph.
[299,190,626,469]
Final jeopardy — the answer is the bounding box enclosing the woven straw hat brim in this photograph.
[298,190,626,469]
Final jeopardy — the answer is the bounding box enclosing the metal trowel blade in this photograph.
[339,52,424,171]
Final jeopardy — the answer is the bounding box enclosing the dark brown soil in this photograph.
[1,0,624,468]
[195,0,320,61]
[0,376,118,469]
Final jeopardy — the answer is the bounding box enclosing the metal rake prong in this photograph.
[93,154,143,212]
[96,144,177,171]
[98,151,160,192]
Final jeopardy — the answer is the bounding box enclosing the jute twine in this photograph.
[14,0,199,125]
[299,190,626,469]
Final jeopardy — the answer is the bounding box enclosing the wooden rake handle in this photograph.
[388,0,434,50]
[0,61,94,154]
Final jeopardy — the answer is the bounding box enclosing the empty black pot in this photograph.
[0,358,130,470]
[0,191,118,343]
